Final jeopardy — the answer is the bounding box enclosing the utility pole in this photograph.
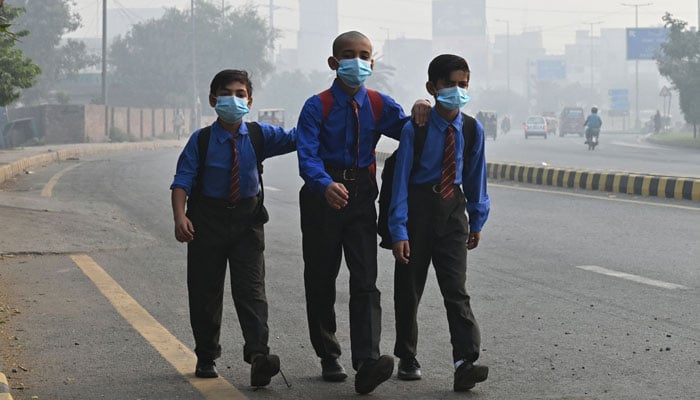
[101,0,108,137]
[622,2,652,130]
[191,0,199,129]
[587,21,602,107]
[495,19,511,99]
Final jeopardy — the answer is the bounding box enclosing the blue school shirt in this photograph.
[170,120,296,199]
[297,79,408,193]
[388,109,490,241]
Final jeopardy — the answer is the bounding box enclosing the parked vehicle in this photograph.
[523,115,548,139]
[559,107,585,137]
[476,110,498,140]
[257,108,285,128]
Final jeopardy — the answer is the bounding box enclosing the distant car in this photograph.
[559,107,585,137]
[524,115,548,139]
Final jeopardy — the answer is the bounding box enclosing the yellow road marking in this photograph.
[41,163,81,197]
[69,254,248,400]
[490,183,700,211]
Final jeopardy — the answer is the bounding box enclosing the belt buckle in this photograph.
[431,184,441,194]
[343,169,357,181]
[225,203,238,209]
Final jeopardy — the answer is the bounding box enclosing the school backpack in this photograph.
[377,113,478,249]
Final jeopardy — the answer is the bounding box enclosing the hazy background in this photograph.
[69,0,697,54]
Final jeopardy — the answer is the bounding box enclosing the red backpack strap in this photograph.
[366,89,384,124]
[318,89,334,122]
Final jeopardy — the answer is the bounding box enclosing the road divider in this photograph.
[0,372,13,400]
[377,151,700,201]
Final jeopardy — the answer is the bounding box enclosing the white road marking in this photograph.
[263,185,281,192]
[576,265,690,290]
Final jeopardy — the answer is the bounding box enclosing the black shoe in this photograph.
[321,357,348,382]
[355,355,394,395]
[397,357,422,381]
[250,353,280,387]
[453,362,489,391]
[195,359,218,378]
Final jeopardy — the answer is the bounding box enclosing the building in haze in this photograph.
[296,0,338,72]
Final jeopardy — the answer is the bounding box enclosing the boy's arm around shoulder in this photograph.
[463,117,490,234]
[258,122,297,159]
[374,91,409,140]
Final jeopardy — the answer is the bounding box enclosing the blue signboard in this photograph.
[627,28,669,60]
[536,60,566,80]
[608,88,629,111]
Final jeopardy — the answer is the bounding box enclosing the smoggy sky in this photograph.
[70,0,697,54]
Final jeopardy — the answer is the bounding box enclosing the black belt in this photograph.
[411,183,458,195]
[190,193,259,209]
[326,167,369,182]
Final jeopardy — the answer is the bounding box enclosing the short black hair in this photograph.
[332,31,371,57]
[209,69,253,96]
[428,54,470,84]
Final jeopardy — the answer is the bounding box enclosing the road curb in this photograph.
[488,162,700,201]
[0,372,13,400]
[376,151,700,202]
[0,141,182,186]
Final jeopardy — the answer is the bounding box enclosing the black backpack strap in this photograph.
[410,121,429,172]
[195,126,212,196]
[461,112,478,174]
[245,122,264,175]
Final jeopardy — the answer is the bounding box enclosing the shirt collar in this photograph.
[212,119,248,144]
[331,78,368,108]
[429,108,463,134]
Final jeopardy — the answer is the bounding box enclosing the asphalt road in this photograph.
[0,146,699,400]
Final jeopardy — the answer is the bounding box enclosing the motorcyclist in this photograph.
[584,106,602,145]
[500,115,511,134]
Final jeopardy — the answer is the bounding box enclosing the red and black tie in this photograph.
[228,135,240,203]
[439,125,456,200]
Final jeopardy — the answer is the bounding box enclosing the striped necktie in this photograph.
[228,135,240,203]
[350,98,360,169]
[439,125,456,200]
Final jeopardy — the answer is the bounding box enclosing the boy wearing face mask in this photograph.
[388,54,490,392]
[296,31,430,395]
[170,69,295,387]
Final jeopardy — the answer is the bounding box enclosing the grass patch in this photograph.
[646,133,700,149]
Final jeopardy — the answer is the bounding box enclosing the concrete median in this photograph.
[376,151,700,202]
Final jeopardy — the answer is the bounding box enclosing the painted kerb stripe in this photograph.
[486,162,700,202]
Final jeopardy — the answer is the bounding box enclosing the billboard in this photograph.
[536,60,566,80]
[432,0,485,37]
[627,28,669,60]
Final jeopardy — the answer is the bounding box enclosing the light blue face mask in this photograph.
[337,58,372,88]
[215,96,249,123]
[436,86,471,110]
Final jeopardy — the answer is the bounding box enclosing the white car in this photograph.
[524,115,548,139]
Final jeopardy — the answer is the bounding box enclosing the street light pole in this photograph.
[495,19,510,112]
[191,0,199,129]
[622,2,652,130]
[587,21,602,107]
[101,0,108,137]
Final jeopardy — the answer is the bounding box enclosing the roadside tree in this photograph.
[0,4,41,107]
[10,0,97,105]
[108,1,274,109]
[656,13,700,138]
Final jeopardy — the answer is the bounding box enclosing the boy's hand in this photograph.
[174,215,195,242]
[467,231,481,250]
[325,182,349,209]
[392,241,410,264]
[411,99,432,126]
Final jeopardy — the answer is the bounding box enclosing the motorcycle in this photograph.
[585,128,600,150]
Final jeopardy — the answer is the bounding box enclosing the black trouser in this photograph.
[393,185,481,363]
[299,170,382,370]
[186,195,270,364]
